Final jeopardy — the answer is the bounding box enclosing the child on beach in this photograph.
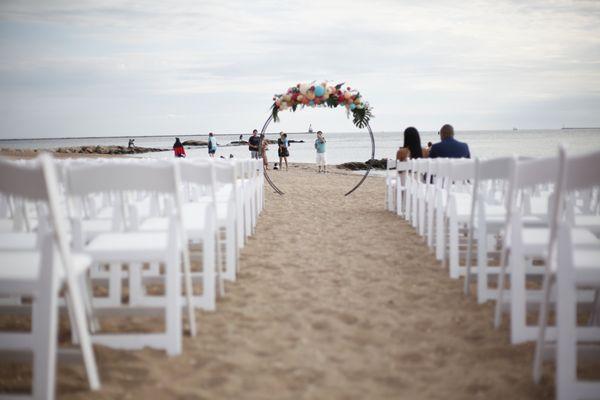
[208,132,217,158]
[277,132,289,171]
[173,137,186,158]
[315,131,327,173]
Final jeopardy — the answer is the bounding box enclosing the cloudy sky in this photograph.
[1,0,599,139]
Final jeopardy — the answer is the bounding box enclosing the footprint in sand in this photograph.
[337,312,359,325]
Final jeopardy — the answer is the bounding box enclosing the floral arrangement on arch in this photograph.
[271,81,373,128]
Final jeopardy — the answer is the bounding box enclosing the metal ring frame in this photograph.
[260,114,375,196]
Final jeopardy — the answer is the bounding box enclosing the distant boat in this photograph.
[561,126,599,130]
[308,124,314,134]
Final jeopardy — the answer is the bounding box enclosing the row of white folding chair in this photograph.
[0,155,265,398]
[0,154,100,399]
[528,147,600,399]
[390,157,475,279]
[64,158,195,355]
[386,150,600,399]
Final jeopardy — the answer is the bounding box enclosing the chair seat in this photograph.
[0,251,91,294]
[522,228,599,254]
[575,215,600,234]
[85,232,170,262]
[0,232,37,251]
[572,248,600,285]
[81,219,114,235]
[481,213,545,228]
[139,204,213,239]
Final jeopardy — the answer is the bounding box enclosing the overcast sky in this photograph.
[1,0,599,139]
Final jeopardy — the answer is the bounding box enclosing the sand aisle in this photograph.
[3,165,554,399]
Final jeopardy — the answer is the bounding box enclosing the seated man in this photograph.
[429,124,470,158]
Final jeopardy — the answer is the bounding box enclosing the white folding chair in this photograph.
[0,154,100,399]
[65,159,191,355]
[385,158,397,213]
[395,160,410,218]
[494,155,598,342]
[444,159,475,279]
[532,147,600,398]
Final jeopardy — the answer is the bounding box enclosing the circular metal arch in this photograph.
[260,113,375,196]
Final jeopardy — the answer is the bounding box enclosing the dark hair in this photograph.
[252,129,258,134]
[440,124,454,139]
[427,141,432,147]
[283,133,287,138]
[174,137,182,148]
[403,127,423,159]
[209,132,213,136]
[317,130,323,134]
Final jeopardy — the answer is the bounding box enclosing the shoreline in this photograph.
[0,147,387,170]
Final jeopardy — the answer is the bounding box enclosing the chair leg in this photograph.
[533,272,553,383]
[494,247,509,329]
[556,241,577,400]
[449,215,459,279]
[32,263,59,400]
[165,249,182,356]
[181,242,196,337]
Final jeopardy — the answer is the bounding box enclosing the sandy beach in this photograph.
[4,163,587,399]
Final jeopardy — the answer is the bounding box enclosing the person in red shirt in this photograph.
[173,137,186,158]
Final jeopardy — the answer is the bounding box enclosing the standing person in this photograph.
[396,127,428,161]
[173,137,186,158]
[277,132,289,171]
[128,138,135,149]
[207,132,217,158]
[314,131,327,173]
[248,129,260,159]
[239,134,243,142]
[429,124,471,158]
[259,133,269,169]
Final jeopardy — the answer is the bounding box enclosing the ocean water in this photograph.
[2,129,600,164]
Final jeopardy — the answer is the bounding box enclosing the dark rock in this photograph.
[181,140,208,146]
[337,158,388,170]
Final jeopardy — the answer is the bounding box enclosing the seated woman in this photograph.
[396,127,428,161]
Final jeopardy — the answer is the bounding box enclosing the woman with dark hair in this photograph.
[396,127,428,161]
[173,137,186,158]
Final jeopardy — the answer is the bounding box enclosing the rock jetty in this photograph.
[54,145,165,155]
[337,158,388,170]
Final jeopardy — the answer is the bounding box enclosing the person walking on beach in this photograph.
[429,124,470,158]
[248,129,260,159]
[208,132,217,158]
[277,132,289,171]
[315,131,327,173]
[259,133,269,169]
[128,138,135,149]
[173,137,186,158]
[397,127,428,161]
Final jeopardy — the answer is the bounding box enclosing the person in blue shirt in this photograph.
[429,124,470,159]
[208,132,217,158]
[315,131,327,173]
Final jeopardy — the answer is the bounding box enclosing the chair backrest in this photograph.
[396,160,410,173]
[448,159,475,181]
[179,160,213,187]
[66,159,177,196]
[214,160,237,186]
[513,156,559,190]
[178,160,217,206]
[560,147,600,193]
[0,154,74,275]
[0,157,48,200]
[476,156,514,181]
